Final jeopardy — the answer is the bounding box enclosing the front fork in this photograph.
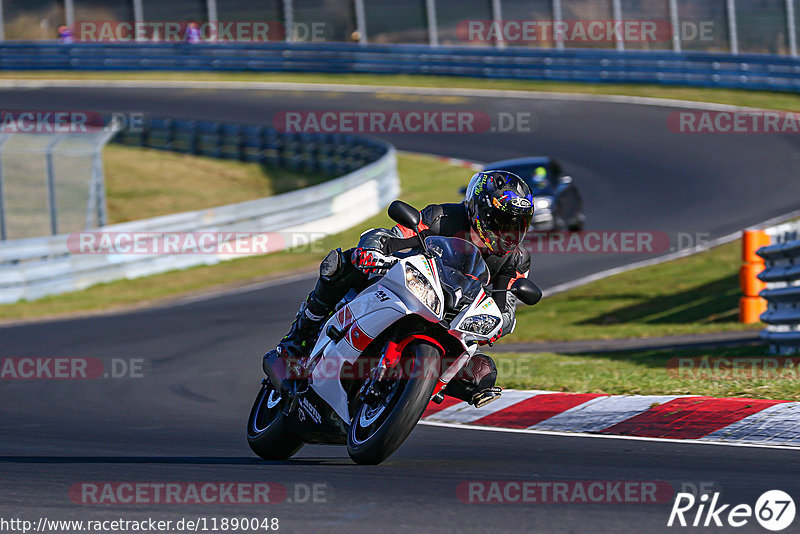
[359,335,452,405]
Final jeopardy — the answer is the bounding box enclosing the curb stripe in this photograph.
[472,393,605,429]
[421,391,797,446]
[422,396,461,417]
[530,395,688,433]
[701,402,800,445]
[424,390,544,425]
[600,397,788,439]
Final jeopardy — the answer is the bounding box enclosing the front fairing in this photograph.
[302,238,502,425]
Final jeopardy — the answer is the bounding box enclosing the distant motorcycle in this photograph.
[248,201,542,465]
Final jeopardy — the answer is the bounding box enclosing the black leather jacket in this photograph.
[357,202,532,337]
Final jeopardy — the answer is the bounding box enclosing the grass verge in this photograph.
[104,144,326,224]
[509,239,752,343]
[493,345,798,401]
[3,71,800,112]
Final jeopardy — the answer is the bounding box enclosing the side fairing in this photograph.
[309,283,408,422]
[307,257,448,423]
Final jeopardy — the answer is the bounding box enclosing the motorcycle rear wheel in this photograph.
[347,341,440,465]
[247,383,304,460]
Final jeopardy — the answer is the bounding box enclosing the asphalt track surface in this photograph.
[1,85,800,533]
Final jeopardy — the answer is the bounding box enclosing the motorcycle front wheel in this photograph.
[347,341,440,465]
[246,383,304,460]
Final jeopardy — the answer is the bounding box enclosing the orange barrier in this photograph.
[739,229,769,324]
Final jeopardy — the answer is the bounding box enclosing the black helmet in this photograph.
[464,170,534,255]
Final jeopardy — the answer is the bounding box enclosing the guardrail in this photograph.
[0,117,398,304]
[113,116,387,176]
[3,42,800,93]
[756,221,800,353]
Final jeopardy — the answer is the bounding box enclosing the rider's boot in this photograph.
[263,248,364,389]
[442,353,503,408]
[263,292,331,389]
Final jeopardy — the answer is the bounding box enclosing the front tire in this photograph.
[247,384,304,460]
[347,342,441,465]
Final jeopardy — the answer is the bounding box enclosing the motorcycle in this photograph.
[247,200,542,465]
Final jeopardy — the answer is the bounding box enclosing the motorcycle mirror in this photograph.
[511,278,543,306]
[388,200,421,231]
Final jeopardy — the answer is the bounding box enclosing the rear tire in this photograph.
[247,384,304,460]
[347,342,440,465]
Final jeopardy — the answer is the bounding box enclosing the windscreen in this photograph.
[425,236,489,302]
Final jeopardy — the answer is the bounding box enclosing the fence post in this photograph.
[425,0,438,46]
[45,135,64,236]
[612,0,624,51]
[64,0,75,28]
[787,0,798,56]
[0,0,5,42]
[92,147,107,227]
[132,0,144,41]
[353,0,367,43]
[740,229,770,323]
[0,134,9,240]
[668,0,681,52]
[552,0,564,50]
[491,0,504,48]
[283,0,294,41]
[726,0,738,54]
[207,0,218,26]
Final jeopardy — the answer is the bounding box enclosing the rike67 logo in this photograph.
[668,490,795,531]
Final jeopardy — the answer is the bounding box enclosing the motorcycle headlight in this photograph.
[535,197,552,210]
[404,263,441,315]
[459,314,501,336]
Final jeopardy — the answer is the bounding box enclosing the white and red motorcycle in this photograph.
[248,201,542,465]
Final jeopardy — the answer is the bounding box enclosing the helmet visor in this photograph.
[484,207,532,254]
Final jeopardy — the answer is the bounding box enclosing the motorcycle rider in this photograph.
[264,170,538,407]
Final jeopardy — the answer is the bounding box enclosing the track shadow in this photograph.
[0,456,348,466]
[580,274,740,326]
[547,343,768,370]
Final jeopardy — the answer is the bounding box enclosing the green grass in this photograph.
[4,71,800,112]
[508,240,753,343]
[104,144,327,223]
[0,151,467,322]
[493,345,799,401]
